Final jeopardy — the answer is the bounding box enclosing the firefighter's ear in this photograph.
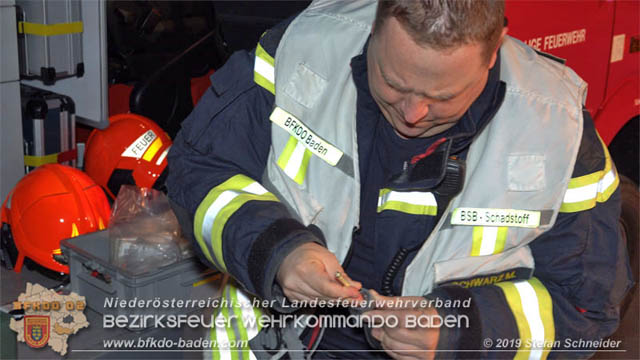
[489,27,509,69]
[500,27,509,42]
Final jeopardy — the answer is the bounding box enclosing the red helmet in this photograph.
[0,164,111,274]
[84,114,172,199]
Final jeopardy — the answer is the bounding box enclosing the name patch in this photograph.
[270,107,343,166]
[439,267,533,288]
[451,208,540,228]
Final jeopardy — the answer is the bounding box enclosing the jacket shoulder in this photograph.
[500,36,587,109]
[573,110,609,177]
[258,14,297,59]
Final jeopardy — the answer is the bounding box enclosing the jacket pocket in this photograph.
[434,245,535,287]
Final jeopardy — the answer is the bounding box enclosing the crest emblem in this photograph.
[24,315,50,348]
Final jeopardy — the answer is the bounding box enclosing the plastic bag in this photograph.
[109,186,192,275]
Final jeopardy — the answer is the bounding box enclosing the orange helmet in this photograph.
[0,164,110,274]
[84,114,172,200]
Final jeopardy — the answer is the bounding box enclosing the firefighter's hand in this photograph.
[276,242,362,302]
[364,290,439,360]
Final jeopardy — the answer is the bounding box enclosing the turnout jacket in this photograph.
[167,1,631,358]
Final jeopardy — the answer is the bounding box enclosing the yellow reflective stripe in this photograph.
[194,193,224,269]
[596,165,619,203]
[471,227,508,256]
[19,21,83,36]
[194,175,278,272]
[296,149,312,184]
[496,278,554,360]
[211,309,231,360]
[495,227,507,254]
[254,71,274,95]
[208,187,277,272]
[142,138,163,162]
[277,136,297,169]
[471,228,483,256]
[229,287,250,360]
[496,281,531,359]
[254,43,275,94]
[224,287,240,360]
[377,188,437,216]
[236,289,260,340]
[277,136,311,184]
[532,277,555,360]
[24,153,58,167]
[566,171,601,189]
[559,198,596,213]
[211,286,234,360]
[211,284,262,360]
[255,42,274,66]
[560,136,619,213]
[253,307,264,332]
[210,315,220,360]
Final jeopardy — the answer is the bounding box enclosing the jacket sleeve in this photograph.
[428,111,633,359]
[166,25,322,305]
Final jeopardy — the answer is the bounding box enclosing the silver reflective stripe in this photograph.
[378,190,437,208]
[202,191,240,255]
[562,183,598,203]
[282,141,307,180]
[236,291,259,360]
[242,182,269,196]
[226,287,245,360]
[377,189,438,215]
[561,167,616,205]
[155,145,171,166]
[202,183,268,246]
[514,281,546,360]
[254,56,274,84]
[599,169,616,194]
[479,227,499,256]
[214,311,232,360]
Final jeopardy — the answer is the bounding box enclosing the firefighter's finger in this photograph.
[309,274,362,300]
[281,264,343,300]
[283,289,316,302]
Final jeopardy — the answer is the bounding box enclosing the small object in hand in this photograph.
[335,271,351,287]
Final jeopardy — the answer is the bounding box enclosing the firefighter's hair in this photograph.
[373,0,505,63]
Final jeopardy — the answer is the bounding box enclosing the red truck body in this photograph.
[506,0,639,147]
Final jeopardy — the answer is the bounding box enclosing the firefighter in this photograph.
[167,0,632,358]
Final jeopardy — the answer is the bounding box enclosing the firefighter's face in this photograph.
[367,17,501,139]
